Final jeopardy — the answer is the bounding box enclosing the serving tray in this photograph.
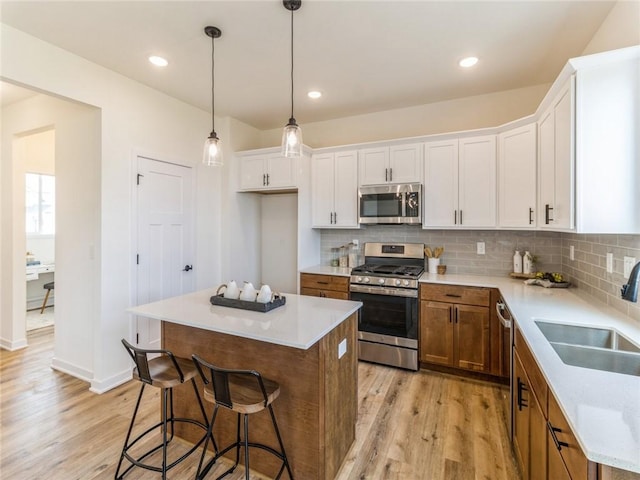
[210,294,286,313]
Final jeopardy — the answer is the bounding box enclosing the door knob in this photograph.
[182,265,193,272]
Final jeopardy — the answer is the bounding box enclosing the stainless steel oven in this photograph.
[350,242,424,371]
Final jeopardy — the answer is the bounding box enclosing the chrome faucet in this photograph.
[621,261,640,302]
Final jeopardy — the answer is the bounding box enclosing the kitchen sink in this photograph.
[535,321,640,353]
[535,320,640,377]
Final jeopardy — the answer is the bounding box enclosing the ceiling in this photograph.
[0,1,616,130]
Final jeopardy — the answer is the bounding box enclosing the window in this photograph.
[26,173,55,235]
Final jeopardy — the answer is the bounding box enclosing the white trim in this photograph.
[90,369,132,394]
[0,337,28,350]
[51,356,93,382]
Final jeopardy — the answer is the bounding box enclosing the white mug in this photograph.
[256,285,273,304]
[216,280,240,299]
[239,282,258,302]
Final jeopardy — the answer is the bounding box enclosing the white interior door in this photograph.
[135,156,194,350]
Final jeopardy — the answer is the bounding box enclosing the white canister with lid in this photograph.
[513,250,523,274]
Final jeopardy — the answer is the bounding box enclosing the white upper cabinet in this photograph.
[424,139,459,227]
[537,78,575,230]
[459,136,497,228]
[311,150,359,228]
[574,50,640,233]
[498,124,537,228]
[358,143,422,185]
[424,136,496,228]
[239,152,297,191]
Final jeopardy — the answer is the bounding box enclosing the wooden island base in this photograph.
[163,312,357,480]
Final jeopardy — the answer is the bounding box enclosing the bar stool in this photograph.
[40,281,54,314]
[192,354,293,480]
[116,339,214,480]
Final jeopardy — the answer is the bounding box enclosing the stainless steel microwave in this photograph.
[359,183,422,225]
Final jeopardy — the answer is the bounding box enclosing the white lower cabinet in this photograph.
[498,124,537,228]
[424,135,496,228]
[312,150,359,228]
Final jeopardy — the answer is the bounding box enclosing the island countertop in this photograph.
[128,288,362,350]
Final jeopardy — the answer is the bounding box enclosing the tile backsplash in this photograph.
[319,227,640,323]
[561,233,640,322]
[320,226,563,276]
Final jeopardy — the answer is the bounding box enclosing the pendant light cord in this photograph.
[211,34,215,132]
[290,6,294,120]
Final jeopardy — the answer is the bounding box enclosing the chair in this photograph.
[192,354,293,480]
[115,339,214,480]
[40,281,54,314]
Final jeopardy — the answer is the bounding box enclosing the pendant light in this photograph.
[203,26,223,167]
[281,0,303,158]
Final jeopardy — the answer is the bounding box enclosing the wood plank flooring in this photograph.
[0,327,519,479]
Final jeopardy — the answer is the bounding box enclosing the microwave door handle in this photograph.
[401,192,406,217]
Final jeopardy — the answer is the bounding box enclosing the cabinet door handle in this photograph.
[517,377,528,410]
[454,210,457,225]
[459,210,463,225]
[263,174,266,186]
[389,168,393,182]
[445,293,462,298]
[545,204,554,224]
[266,173,270,186]
[385,168,388,182]
[529,207,534,225]
[547,422,569,451]
[334,212,337,224]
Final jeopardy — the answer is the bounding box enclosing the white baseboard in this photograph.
[0,336,28,350]
[90,369,132,394]
[51,356,93,383]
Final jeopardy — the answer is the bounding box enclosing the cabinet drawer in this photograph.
[420,284,490,307]
[515,326,548,415]
[300,287,349,300]
[548,393,591,480]
[300,274,349,293]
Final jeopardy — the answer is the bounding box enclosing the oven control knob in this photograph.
[403,280,410,286]
[378,278,385,285]
[395,279,401,286]
[356,276,363,283]
[363,277,370,283]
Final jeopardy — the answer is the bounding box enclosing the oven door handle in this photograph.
[350,284,418,298]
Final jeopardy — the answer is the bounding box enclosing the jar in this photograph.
[348,243,360,268]
[513,250,523,274]
[339,245,348,267]
[330,248,339,267]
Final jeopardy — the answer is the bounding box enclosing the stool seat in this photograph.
[134,356,199,389]
[203,373,280,414]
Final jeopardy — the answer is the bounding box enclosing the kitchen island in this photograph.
[128,289,362,480]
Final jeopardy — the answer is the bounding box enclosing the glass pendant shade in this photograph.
[203,131,222,167]
[281,118,303,158]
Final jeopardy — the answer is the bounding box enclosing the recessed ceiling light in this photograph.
[307,90,322,99]
[459,56,479,68]
[149,55,169,67]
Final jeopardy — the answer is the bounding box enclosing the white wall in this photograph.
[260,194,298,293]
[259,83,551,148]
[0,24,243,392]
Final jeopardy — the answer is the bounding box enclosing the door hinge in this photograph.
[137,173,144,185]
[136,333,139,344]
[136,254,139,265]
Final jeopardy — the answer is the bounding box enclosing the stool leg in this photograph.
[40,288,51,314]
[268,404,294,479]
[162,387,169,480]
[115,384,146,479]
[196,404,220,480]
[243,413,250,480]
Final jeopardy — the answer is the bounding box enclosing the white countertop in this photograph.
[300,265,352,277]
[420,272,640,473]
[128,289,362,350]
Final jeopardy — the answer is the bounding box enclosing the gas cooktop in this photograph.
[351,264,424,278]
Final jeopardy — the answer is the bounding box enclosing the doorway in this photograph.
[24,129,56,331]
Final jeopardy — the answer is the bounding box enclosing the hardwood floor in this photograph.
[0,327,519,479]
